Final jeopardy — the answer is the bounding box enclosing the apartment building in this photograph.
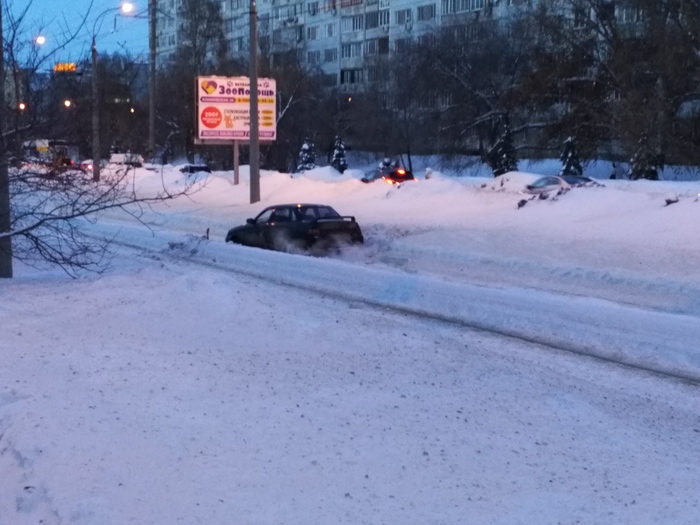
[156,0,526,89]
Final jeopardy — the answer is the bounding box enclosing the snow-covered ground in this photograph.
[2,164,700,524]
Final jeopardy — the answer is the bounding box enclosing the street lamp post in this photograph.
[91,2,134,182]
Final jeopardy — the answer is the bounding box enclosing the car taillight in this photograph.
[397,169,406,175]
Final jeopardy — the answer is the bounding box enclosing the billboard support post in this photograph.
[234,140,240,185]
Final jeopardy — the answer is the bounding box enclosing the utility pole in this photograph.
[249,0,260,203]
[0,4,13,277]
[92,36,101,182]
[148,0,156,160]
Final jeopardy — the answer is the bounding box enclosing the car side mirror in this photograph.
[246,218,255,225]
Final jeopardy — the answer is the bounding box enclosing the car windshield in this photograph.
[531,177,560,188]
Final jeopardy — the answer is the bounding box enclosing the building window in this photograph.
[365,36,389,55]
[326,22,336,37]
[615,5,641,23]
[395,8,411,25]
[340,0,362,6]
[366,11,379,29]
[319,73,337,86]
[307,25,319,39]
[341,15,364,32]
[395,37,410,53]
[418,33,435,46]
[442,0,482,14]
[308,0,319,14]
[273,4,300,19]
[324,47,338,62]
[307,50,321,64]
[340,68,363,84]
[417,3,435,21]
[438,92,453,107]
[228,36,244,51]
[366,38,377,55]
[366,9,389,27]
[341,42,362,58]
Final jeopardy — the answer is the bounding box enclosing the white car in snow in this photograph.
[524,176,571,195]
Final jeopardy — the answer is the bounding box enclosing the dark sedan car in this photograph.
[180,163,212,174]
[362,167,416,185]
[225,204,364,253]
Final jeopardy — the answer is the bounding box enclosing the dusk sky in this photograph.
[14,0,149,62]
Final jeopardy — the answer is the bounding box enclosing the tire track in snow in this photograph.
[84,222,700,385]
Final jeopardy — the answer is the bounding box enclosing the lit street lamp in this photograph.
[35,35,46,45]
[18,102,26,110]
[64,100,72,108]
[91,2,134,182]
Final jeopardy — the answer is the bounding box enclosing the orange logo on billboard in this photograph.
[201,80,217,95]
[200,107,222,128]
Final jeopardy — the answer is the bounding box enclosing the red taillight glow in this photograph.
[397,169,406,175]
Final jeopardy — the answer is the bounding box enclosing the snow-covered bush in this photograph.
[297,137,316,172]
[331,136,348,173]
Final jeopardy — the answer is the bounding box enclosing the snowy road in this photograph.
[85,219,700,384]
[2,246,700,525]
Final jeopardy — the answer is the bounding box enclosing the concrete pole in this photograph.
[249,0,260,203]
[92,35,101,182]
[149,0,156,160]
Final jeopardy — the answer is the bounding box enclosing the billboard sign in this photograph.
[196,76,276,141]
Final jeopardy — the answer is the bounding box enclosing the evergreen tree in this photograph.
[559,137,583,176]
[297,137,316,171]
[628,134,662,180]
[330,135,348,173]
[490,120,518,177]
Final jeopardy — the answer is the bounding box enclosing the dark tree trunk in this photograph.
[0,5,14,278]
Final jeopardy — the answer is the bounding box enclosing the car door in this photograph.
[263,206,297,249]
[238,207,274,247]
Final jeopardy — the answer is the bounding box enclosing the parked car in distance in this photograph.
[109,153,144,167]
[362,167,416,185]
[524,176,570,195]
[560,175,603,187]
[180,163,211,174]
[225,204,364,253]
[79,159,108,172]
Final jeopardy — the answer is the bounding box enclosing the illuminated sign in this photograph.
[54,63,77,73]
[196,76,277,141]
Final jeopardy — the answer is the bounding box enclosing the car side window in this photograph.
[255,208,274,223]
[300,207,317,221]
[270,207,293,222]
